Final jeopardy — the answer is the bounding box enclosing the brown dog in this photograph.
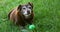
[8,2,34,27]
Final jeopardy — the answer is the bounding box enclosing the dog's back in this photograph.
[8,7,17,21]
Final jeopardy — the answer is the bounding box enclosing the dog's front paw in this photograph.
[21,29,29,32]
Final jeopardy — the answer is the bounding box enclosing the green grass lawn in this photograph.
[0,0,60,32]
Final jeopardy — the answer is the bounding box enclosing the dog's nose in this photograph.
[27,11,30,14]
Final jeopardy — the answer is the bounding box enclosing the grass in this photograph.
[0,0,60,32]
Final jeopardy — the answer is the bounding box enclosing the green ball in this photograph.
[29,25,35,30]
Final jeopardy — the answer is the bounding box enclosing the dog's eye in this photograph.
[23,8,26,9]
[29,7,31,9]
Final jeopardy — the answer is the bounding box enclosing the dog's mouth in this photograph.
[23,12,31,17]
[23,14,31,18]
[24,14,30,17]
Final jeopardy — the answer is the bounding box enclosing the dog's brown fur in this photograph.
[8,2,34,27]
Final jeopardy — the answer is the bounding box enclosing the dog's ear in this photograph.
[18,5,22,10]
[28,2,33,8]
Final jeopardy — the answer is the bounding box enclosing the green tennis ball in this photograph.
[29,25,35,30]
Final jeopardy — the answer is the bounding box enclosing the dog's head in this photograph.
[18,2,33,17]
